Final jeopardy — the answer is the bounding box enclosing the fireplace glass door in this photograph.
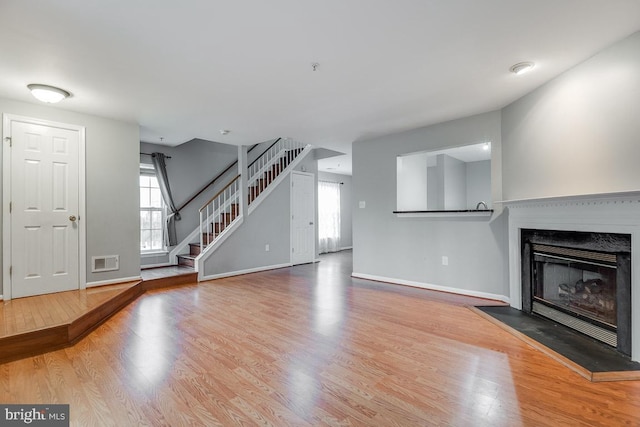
[533,244,617,330]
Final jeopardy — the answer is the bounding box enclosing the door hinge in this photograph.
[9,266,12,277]
[292,248,294,253]
[9,202,11,213]
[4,136,11,147]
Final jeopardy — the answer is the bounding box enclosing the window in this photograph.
[318,181,341,253]
[140,165,165,252]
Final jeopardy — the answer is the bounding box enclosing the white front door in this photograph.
[291,171,315,265]
[4,115,84,299]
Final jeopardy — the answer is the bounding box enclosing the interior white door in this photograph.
[291,172,315,265]
[9,119,80,298]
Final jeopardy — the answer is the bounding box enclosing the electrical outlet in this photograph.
[265,244,270,252]
[442,256,448,266]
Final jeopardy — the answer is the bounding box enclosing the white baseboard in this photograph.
[86,275,142,288]
[351,272,510,304]
[340,246,353,251]
[199,263,292,281]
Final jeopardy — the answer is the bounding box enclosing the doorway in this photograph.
[291,171,315,265]
[3,115,86,299]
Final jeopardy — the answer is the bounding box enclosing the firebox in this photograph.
[521,229,631,356]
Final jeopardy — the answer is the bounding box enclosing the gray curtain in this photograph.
[151,152,181,246]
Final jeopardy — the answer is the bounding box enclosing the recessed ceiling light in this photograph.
[220,130,230,135]
[27,84,71,103]
[509,62,535,75]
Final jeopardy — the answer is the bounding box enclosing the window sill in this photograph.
[141,250,169,257]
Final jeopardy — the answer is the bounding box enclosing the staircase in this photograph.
[248,147,305,204]
[176,138,308,268]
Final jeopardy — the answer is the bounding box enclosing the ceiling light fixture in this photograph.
[220,129,230,135]
[509,62,535,75]
[311,62,319,71]
[27,84,71,103]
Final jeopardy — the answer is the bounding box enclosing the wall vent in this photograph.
[92,255,119,272]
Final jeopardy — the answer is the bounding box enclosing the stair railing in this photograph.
[175,144,259,215]
[199,174,241,252]
[247,138,307,204]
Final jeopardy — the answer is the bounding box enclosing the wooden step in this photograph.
[0,281,143,364]
[220,211,237,223]
[189,243,201,256]
[249,185,262,201]
[177,254,195,268]
[213,222,228,234]
[201,232,216,242]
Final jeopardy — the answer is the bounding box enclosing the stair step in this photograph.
[213,222,228,233]
[220,212,237,223]
[177,254,195,268]
[202,232,218,243]
[189,243,201,256]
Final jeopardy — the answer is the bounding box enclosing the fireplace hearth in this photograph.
[521,229,631,356]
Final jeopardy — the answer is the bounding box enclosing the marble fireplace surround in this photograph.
[504,191,640,362]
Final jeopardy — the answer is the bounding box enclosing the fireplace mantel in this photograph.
[504,191,640,361]
[497,189,640,207]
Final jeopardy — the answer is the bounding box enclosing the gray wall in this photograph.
[396,153,428,211]
[466,160,491,209]
[352,111,508,298]
[0,97,140,287]
[442,154,466,210]
[318,171,353,250]
[140,139,237,265]
[502,31,640,200]
[202,173,292,276]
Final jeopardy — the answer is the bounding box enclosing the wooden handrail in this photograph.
[176,144,259,213]
[199,175,241,212]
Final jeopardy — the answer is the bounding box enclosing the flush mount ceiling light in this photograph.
[509,62,535,75]
[27,84,71,103]
[220,129,230,135]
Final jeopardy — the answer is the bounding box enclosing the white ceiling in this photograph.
[1,1,640,175]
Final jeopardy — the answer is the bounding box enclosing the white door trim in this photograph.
[290,171,316,265]
[2,114,87,300]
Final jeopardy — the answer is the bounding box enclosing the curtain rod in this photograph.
[319,180,343,185]
[140,152,172,159]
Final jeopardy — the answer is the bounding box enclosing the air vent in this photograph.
[92,255,119,272]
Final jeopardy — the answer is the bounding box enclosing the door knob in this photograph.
[69,215,77,222]
[309,222,314,225]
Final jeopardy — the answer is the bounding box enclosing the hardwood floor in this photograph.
[2,251,640,426]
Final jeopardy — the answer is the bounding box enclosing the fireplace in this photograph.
[521,229,631,356]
